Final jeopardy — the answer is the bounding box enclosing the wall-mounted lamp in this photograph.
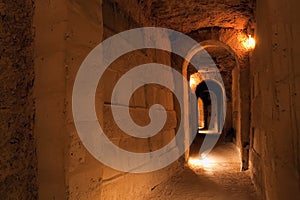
[242,35,256,50]
[189,75,197,90]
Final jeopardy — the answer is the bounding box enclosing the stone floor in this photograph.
[143,139,260,200]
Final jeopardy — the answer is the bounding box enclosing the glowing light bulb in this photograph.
[189,76,197,88]
[243,35,256,50]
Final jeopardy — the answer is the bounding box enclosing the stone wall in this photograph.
[34,0,181,199]
[96,1,181,199]
[34,0,69,198]
[250,0,300,199]
[0,0,37,199]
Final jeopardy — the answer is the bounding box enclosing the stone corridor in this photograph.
[1,0,300,199]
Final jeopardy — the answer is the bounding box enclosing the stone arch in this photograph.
[182,39,240,76]
[195,79,226,135]
[182,39,248,168]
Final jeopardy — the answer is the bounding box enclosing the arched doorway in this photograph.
[195,80,225,134]
[182,39,240,164]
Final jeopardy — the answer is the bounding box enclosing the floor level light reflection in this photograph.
[188,156,215,170]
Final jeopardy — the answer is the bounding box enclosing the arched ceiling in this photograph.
[112,0,255,33]
[107,0,251,101]
[187,46,236,100]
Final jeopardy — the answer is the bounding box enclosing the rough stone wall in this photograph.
[98,1,181,199]
[65,0,181,199]
[34,0,105,198]
[33,0,181,198]
[250,0,300,199]
[0,0,37,199]
[64,0,103,199]
[34,0,69,198]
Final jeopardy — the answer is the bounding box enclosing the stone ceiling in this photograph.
[109,0,252,100]
[113,0,255,33]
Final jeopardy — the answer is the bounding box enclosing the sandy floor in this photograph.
[144,140,260,200]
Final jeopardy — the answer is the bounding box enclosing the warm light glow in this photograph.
[189,73,203,91]
[188,156,214,169]
[198,98,205,129]
[189,76,197,89]
[243,35,256,50]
